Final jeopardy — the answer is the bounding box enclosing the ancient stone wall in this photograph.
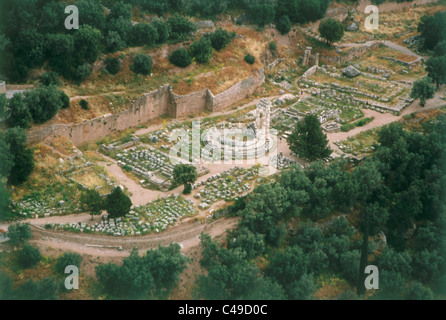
[212,68,264,112]
[27,69,264,146]
[171,88,210,118]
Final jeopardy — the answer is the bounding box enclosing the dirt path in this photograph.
[29,216,240,257]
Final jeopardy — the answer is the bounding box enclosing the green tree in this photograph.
[294,223,323,252]
[287,114,332,161]
[209,28,235,51]
[169,48,192,68]
[107,16,132,43]
[6,93,32,129]
[167,14,197,41]
[242,277,287,300]
[173,164,197,194]
[139,0,170,16]
[185,0,227,18]
[276,15,291,35]
[131,23,158,47]
[40,72,61,87]
[288,273,316,300]
[55,252,82,274]
[18,243,42,268]
[77,0,106,31]
[1,127,34,186]
[104,57,121,75]
[269,41,277,53]
[104,187,132,219]
[143,243,189,297]
[189,37,213,64]
[151,18,171,43]
[45,34,75,79]
[59,91,70,109]
[0,178,13,221]
[0,272,14,300]
[266,246,309,294]
[244,53,255,64]
[425,56,446,89]
[434,40,446,57]
[79,99,89,110]
[0,94,6,119]
[417,11,446,50]
[404,282,434,300]
[227,227,265,259]
[73,25,102,65]
[7,223,31,247]
[246,0,276,27]
[198,233,258,299]
[13,30,46,68]
[24,86,63,124]
[353,160,389,296]
[0,138,13,178]
[131,54,152,75]
[96,244,187,298]
[80,189,104,220]
[108,1,132,21]
[318,18,344,44]
[104,31,126,53]
[16,277,59,300]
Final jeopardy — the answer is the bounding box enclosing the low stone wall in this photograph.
[28,69,264,146]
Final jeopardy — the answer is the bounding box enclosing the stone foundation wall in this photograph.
[27,68,264,146]
[212,68,264,112]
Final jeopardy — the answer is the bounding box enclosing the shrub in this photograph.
[209,28,236,51]
[40,72,61,87]
[276,15,291,35]
[104,31,126,53]
[189,37,213,64]
[167,14,197,41]
[131,23,158,47]
[169,48,191,68]
[79,99,89,110]
[131,54,152,75]
[18,244,42,268]
[319,18,344,44]
[74,64,92,84]
[55,252,82,274]
[151,18,170,43]
[105,57,121,75]
[340,123,355,132]
[269,41,277,52]
[7,223,32,247]
[24,86,65,124]
[244,54,255,65]
[59,91,70,109]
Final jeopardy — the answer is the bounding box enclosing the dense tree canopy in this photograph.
[96,244,188,298]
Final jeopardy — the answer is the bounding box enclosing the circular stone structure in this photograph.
[201,99,277,162]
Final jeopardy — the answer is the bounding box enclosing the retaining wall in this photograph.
[27,68,264,146]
